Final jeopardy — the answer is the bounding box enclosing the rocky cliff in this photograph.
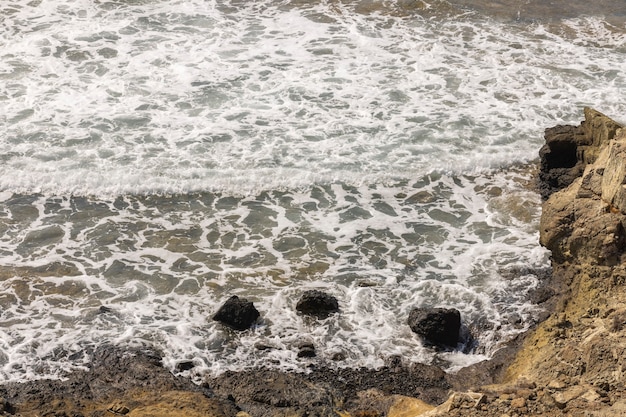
[412,108,626,417]
[500,108,626,414]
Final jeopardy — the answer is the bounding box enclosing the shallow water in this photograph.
[0,0,624,381]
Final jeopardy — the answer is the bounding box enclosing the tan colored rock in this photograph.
[387,395,435,417]
[601,129,626,212]
[423,392,485,415]
[540,117,626,266]
[581,389,601,403]
[582,107,624,159]
[509,397,526,409]
[509,109,626,407]
[547,379,567,390]
[551,385,587,408]
[108,401,130,414]
[127,391,230,417]
[589,399,626,416]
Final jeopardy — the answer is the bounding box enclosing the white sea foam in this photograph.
[0,0,623,382]
[1,0,625,196]
[0,167,547,381]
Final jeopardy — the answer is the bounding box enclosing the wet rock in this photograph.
[0,345,237,417]
[98,305,114,314]
[297,342,316,358]
[538,124,586,200]
[208,361,451,417]
[0,398,15,414]
[254,342,274,351]
[209,370,337,416]
[176,360,195,372]
[408,307,461,349]
[213,295,260,331]
[295,290,339,318]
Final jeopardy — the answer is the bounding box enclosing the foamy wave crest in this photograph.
[0,0,625,196]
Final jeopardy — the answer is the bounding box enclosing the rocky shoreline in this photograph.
[2,108,626,416]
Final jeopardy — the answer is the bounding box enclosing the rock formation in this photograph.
[295,290,339,318]
[213,295,260,330]
[408,307,462,349]
[503,108,626,414]
[539,108,626,265]
[538,107,623,200]
[0,345,239,417]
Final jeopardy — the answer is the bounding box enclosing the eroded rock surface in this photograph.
[504,108,626,415]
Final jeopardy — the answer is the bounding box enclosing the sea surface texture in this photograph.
[0,0,625,381]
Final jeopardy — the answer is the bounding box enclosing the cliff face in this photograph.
[505,108,626,412]
[539,108,626,265]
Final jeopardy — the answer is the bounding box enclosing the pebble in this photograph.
[510,397,526,409]
[108,402,130,415]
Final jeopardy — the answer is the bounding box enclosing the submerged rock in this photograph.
[297,342,316,358]
[295,290,339,318]
[213,295,260,331]
[176,360,195,372]
[408,307,461,349]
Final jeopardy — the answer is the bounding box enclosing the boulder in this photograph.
[295,290,339,318]
[297,342,316,358]
[408,307,461,349]
[213,295,260,330]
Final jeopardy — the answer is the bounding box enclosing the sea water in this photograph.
[0,0,624,382]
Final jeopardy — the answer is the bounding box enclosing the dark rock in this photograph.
[408,307,461,349]
[176,360,195,372]
[296,341,316,358]
[297,346,316,358]
[529,285,556,304]
[254,343,274,351]
[538,124,586,200]
[208,361,452,417]
[0,344,235,416]
[209,370,337,416]
[213,295,260,331]
[0,397,15,414]
[295,290,339,318]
